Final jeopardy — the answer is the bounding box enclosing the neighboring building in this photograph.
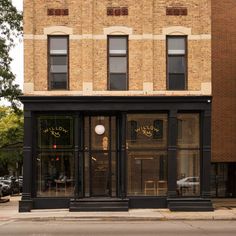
[211,0,236,198]
[20,0,213,212]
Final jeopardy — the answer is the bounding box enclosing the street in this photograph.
[0,220,235,236]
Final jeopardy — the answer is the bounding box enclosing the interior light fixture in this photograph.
[95,124,105,135]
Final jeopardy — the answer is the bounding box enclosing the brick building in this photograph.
[20,0,215,212]
[211,0,236,198]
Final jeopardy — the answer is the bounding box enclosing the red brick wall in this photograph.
[212,0,236,162]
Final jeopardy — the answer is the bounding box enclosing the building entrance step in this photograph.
[69,198,129,212]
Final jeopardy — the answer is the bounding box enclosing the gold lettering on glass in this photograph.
[135,125,159,137]
[43,126,68,138]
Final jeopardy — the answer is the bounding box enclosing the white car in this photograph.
[177,177,200,188]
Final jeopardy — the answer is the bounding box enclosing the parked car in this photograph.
[0,179,20,195]
[0,182,11,197]
[177,177,200,188]
[15,177,23,192]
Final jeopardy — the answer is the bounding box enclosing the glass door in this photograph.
[90,152,110,196]
[84,115,117,197]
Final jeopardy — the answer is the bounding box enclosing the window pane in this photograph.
[168,37,185,54]
[177,150,200,197]
[168,74,185,90]
[126,114,168,149]
[109,37,126,53]
[38,116,74,148]
[110,73,127,90]
[50,56,67,73]
[109,57,127,73]
[50,73,67,90]
[127,151,167,196]
[91,116,110,150]
[50,37,67,54]
[168,56,185,73]
[177,114,200,148]
[37,152,75,197]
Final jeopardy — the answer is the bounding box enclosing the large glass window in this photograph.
[37,116,74,197]
[167,37,187,90]
[49,36,68,90]
[108,36,128,90]
[128,151,167,196]
[177,114,200,197]
[127,114,168,196]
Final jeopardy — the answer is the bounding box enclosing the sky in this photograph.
[11,0,23,90]
[0,0,23,106]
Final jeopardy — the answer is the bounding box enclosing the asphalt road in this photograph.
[0,220,236,236]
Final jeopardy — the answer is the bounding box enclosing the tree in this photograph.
[0,106,23,176]
[0,0,23,110]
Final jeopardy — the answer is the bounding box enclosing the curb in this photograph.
[7,216,236,222]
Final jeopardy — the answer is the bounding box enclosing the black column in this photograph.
[201,109,212,198]
[120,112,127,198]
[167,110,178,198]
[78,114,84,197]
[19,111,33,212]
[73,113,79,199]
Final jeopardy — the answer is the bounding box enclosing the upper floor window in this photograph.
[49,36,68,90]
[167,36,187,90]
[108,36,128,90]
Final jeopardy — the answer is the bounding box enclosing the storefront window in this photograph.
[37,116,75,197]
[177,114,200,197]
[127,151,167,196]
[127,114,167,149]
[177,113,200,149]
[127,114,168,196]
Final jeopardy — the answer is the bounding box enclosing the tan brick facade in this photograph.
[212,0,236,162]
[23,0,211,95]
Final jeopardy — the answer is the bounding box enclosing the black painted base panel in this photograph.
[19,200,33,212]
[129,197,167,209]
[70,198,129,211]
[19,197,214,212]
[33,198,70,209]
[168,198,214,211]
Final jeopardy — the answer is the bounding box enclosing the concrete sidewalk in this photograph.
[1,196,236,221]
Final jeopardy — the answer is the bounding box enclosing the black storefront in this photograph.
[19,96,213,212]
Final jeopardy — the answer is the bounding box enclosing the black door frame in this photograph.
[84,114,118,198]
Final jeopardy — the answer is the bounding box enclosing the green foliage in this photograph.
[0,0,23,110]
[0,106,23,176]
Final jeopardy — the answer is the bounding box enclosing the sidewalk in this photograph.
[1,196,236,221]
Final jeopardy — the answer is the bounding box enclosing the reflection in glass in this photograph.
[177,150,200,196]
[177,114,200,148]
[127,151,167,196]
[37,152,75,197]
